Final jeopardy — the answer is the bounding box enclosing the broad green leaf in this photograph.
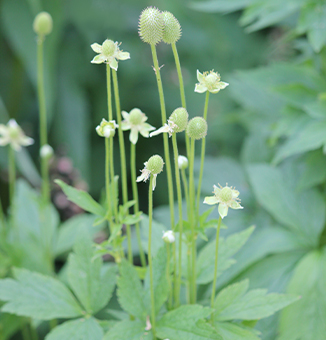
[0,268,83,319]
[214,280,299,321]
[278,248,326,340]
[103,320,153,340]
[67,231,116,314]
[144,247,169,315]
[45,317,103,340]
[215,322,260,340]
[156,305,222,340]
[273,120,326,164]
[197,227,255,284]
[55,180,105,217]
[247,164,325,247]
[117,260,146,320]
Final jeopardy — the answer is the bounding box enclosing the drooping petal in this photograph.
[197,70,205,83]
[195,83,207,93]
[143,123,156,131]
[121,121,131,131]
[218,203,228,219]
[152,174,157,191]
[0,136,10,146]
[90,43,102,53]
[230,201,243,210]
[91,54,106,64]
[109,58,118,71]
[231,189,240,198]
[149,124,170,137]
[203,196,219,205]
[117,51,130,60]
[139,129,149,138]
[130,128,138,145]
[11,141,22,151]
[136,169,150,183]
[20,136,34,146]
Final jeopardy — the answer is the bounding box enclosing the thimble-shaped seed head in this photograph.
[220,187,233,203]
[162,11,181,44]
[169,108,188,133]
[129,108,144,125]
[147,155,164,175]
[139,7,164,45]
[33,12,53,36]
[186,117,207,140]
[102,39,116,57]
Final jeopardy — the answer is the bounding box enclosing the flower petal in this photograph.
[121,121,131,131]
[130,128,138,145]
[117,51,130,60]
[149,124,170,137]
[109,58,118,71]
[152,174,157,191]
[91,43,102,53]
[203,196,219,205]
[0,136,10,146]
[197,70,205,83]
[195,83,207,93]
[121,110,129,121]
[20,136,34,146]
[91,54,106,64]
[218,203,228,219]
[230,201,243,210]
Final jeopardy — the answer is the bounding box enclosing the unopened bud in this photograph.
[40,144,53,159]
[162,11,181,44]
[162,230,175,243]
[186,117,207,140]
[33,12,53,36]
[178,155,188,170]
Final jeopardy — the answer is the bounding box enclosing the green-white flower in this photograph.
[204,184,243,219]
[121,108,155,144]
[195,70,229,94]
[0,119,34,151]
[96,119,118,138]
[136,155,164,191]
[162,230,175,243]
[90,39,130,70]
[149,120,177,138]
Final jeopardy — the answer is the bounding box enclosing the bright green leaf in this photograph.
[103,320,153,340]
[215,322,260,340]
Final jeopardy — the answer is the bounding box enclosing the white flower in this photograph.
[121,108,155,144]
[162,230,175,243]
[204,184,243,219]
[96,119,118,138]
[195,70,229,94]
[149,120,178,138]
[90,39,130,70]
[40,144,53,158]
[178,155,188,170]
[0,119,34,151]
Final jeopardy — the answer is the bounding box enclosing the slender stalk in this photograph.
[112,70,132,263]
[210,216,222,322]
[150,44,175,229]
[187,244,192,304]
[109,137,118,220]
[148,175,156,339]
[106,64,113,121]
[0,196,4,225]
[36,36,50,203]
[188,138,197,303]
[105,138,113,231]
[196,91,210,215]
[8,147,16,206]
[130,143,146,267]
[181,169,190,218]
[172,133,183,307]
[166,242,172,309]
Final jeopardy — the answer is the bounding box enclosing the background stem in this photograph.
[8,147,16,207]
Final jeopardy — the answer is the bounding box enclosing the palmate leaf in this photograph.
[213,279,299,321]
[103,320,153,340]
[45,317,103,340]
[0,268,83,320]
[156,305,222,340]
[55,180,106,217]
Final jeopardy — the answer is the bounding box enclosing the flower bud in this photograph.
[162,11,181,44]
[96,119,118,138]
[33,12,53,36]
[162,230,175,243]
[138,7,164,45]
[40,144,54,159]
[147,155,164,175]
[169,108,188,133]
[186,117,207,140]
[178,155,188,170]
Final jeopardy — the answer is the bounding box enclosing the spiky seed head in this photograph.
[138,7,164,45]
[147,155,164,175]
[186,117,207,140]
[169,107,188,133]
[162,11,181,44]
[33,12,53,36]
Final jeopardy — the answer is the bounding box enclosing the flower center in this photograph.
[102,40,116,57]
[205,72,219,89]
[129,109,144,126]
[219,187,232,202]
[9,127,19,140]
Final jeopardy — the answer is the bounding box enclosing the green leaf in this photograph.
[103,320,153,340]
[117,260,146,320]
[214,279,299,321]
[55,180,105,217]
[247,164,325,247]
[156,305,222,340]
[197,227,255,284]
[67,231,117,314]
[278,248,326,340]
[189,0,251,13]
[0,268,83,320]
[144,247,169,315]
[45,317,103,340]
[215,322,260,340]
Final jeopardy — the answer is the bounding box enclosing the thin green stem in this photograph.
[130,143,146,267]
[186,244,192,304]
[181,169,190,218]
[8,147,16,207]
[105,138,113,231]
[188,138,197,303]
[148,175,156,339]
[210,216,222,323]
[196,91,210,216]
[37,36,50,203]
[21,324,31,340]
[172,133,183,307]
[109,137,118,221]
[106,64,113,121]
[0,196,4,225]
[150,44,175,229]
[112,69,132,263]
[166,242,172,310]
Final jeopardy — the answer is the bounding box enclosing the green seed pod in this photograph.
[162,11,181,44]
[169,107,188,133]
[33,12,53,36]
[147,155,164,175]
[138,7,164,45]
[129,108,144,125]
[186,117,207,140]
